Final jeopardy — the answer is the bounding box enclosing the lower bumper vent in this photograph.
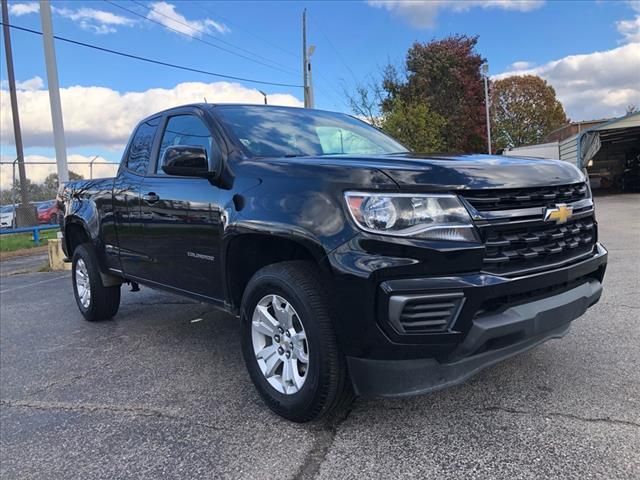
[388,292,465,334]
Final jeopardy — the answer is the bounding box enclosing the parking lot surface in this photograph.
[1,194,638,480]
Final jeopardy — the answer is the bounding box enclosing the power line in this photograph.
[0,22,303,88]
[127,0,297,74]
[193,1,299,60]
[103,0,297,76]
[310,17,359,86]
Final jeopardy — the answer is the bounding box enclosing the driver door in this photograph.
[140,109,224,300]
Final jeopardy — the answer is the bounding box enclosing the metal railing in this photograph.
[0,224,59,246]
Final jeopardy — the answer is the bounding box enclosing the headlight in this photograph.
[344,192,479,242]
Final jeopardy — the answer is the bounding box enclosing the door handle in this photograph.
[143,193,160,203]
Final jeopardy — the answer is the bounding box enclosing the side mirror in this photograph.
[161,145,211,177]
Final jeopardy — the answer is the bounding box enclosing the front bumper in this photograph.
[348,278,602,397]
[324,240,607,397]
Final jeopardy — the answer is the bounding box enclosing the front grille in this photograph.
[481,216,596,276]
[461,183,588,211]
[389,292,464,334]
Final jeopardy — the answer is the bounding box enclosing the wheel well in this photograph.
[65,223,90,256]
[226,234,319,310]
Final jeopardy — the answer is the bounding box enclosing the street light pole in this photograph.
[40,0,69,183]
[482,63,492,155]
[258,90,268,105]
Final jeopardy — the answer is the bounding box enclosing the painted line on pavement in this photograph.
[0,274,69,295]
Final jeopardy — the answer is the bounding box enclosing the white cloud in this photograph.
[509,61,534,70]
[147,2,230,37]
[0,154,120,191]
[54,7,137,34]
[368,0,544,28]
[7,1,38,16]
[494,42,640,120]
[6,3,136,34]
[0,79,302,150]
[0,76,44,91]
[616,15,640,43]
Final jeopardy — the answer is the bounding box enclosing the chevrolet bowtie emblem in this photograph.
[544,204,573,224]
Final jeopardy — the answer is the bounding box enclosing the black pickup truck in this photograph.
[60,104,607,422]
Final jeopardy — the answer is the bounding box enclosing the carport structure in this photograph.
[578,112,640,191]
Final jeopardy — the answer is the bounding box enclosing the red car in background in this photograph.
[36,200,59,224]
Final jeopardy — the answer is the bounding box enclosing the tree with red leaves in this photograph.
[383,35,488,153]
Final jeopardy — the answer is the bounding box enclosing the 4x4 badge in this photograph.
[544,203,573,224]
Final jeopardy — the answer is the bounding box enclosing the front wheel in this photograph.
[72,244,121,322]
[240,261,353,422]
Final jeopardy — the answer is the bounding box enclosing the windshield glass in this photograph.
[1,205,15,213]
[214,106,408,158]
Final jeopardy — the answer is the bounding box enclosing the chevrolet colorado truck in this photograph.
[59,104,607,422]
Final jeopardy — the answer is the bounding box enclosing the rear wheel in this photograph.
[72,244,121,321]
[240,261,353,422]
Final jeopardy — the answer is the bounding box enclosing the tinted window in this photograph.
[214,106,407,158]
[157,115,217,174]
[126,117,159,174]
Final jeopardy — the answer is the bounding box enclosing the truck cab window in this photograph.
[126,118,159,175]
[157,115,217,174]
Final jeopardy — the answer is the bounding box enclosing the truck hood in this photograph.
[279,153,585,190]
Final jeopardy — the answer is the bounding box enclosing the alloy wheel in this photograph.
[251,294,309,394]
[75,258,91,308]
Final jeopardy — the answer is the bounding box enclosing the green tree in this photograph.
[42,171,83,198]
[381,98,445,152]
[386,35,487,153]
[347,35,488,153]
[491,75,568,150]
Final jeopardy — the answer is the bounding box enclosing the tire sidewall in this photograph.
[241,271,328,417]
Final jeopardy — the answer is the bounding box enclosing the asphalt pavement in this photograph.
[1,194,638,480]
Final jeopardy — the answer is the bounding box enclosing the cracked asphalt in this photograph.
[1,194,638,480]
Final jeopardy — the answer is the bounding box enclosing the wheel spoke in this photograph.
[291,360,305,390]
[263,353,282,378]
[273,302,294,329]
[282,357,294,387]
[256,344,278,361]
[292,346,308,364]
[253,305,278,336]
[291,331,306,344]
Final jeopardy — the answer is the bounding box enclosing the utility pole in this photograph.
[301,9,315,108]
[307,45,315,109]
[482,63,492,155]
[2,0,32,226]
[40,0,69,183]
[302,9,309,108]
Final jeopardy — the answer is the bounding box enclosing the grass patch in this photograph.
[0,229,59,252]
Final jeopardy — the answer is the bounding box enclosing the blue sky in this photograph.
[1,0,639,181]
[2,0,637,108]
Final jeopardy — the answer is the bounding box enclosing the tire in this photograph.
[71,244,121,322]
[240,261,353,422]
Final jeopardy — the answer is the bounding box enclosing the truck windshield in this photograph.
[214,106,408,158]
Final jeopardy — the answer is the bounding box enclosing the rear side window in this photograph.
[126,118,159,174]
